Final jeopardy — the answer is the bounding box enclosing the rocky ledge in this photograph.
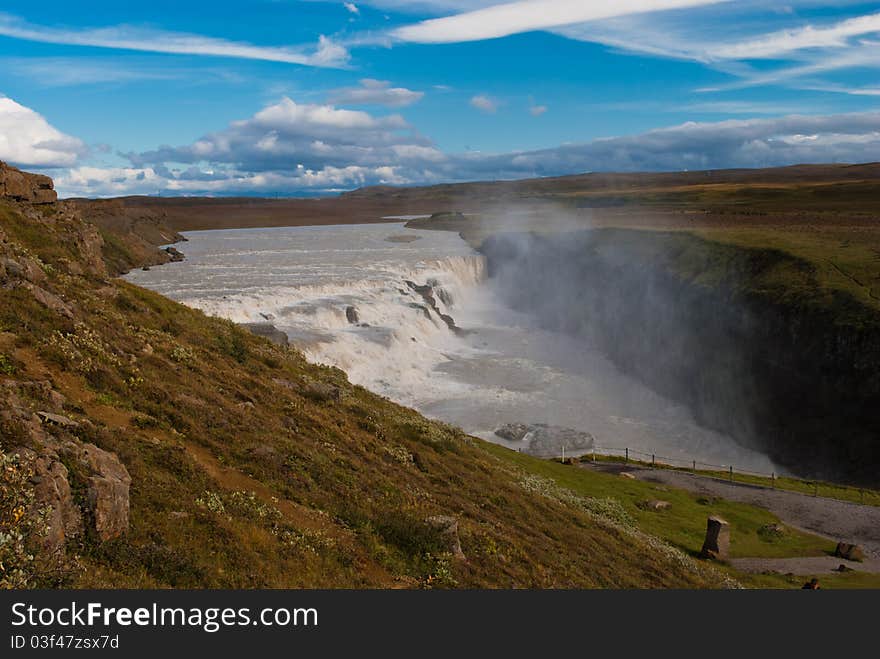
[1,161,57,204]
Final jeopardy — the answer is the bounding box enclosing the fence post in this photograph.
[771,472,775,489]
[651,454,655,467]
[693,460,696,472]
[625,447,629,463]
[729,465,733,482]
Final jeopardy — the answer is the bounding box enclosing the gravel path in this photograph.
[581,462,880,566]
[730,556,880,576]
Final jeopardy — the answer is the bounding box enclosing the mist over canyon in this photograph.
[480,228,880,484]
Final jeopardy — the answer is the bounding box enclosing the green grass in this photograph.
[483,444,834,561]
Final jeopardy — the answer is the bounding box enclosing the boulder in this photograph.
[834,542,865,562]
[345,306,360,324]
[643,499,671,511]
[619,472,636,480]
[699,516,730,561]
[426,515,465,560]
[495,423,531,441]
[22,283,75,319]
[495,422,594,458]
[163,246,185,262]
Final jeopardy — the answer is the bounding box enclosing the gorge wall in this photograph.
[480,229,880,485]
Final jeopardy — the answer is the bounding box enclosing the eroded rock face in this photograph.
[75,443,132,542]
[0,161,57,204]
[3,383,132,551]
[30,452,83,554]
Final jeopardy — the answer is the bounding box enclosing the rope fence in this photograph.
[558,444,879,506]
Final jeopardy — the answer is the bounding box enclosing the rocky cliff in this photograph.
[481,229,880,485]
[0,161,57,204]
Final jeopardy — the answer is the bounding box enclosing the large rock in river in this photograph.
[494,422,594,458]
[241,322,289,347]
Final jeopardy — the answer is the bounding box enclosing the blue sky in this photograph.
[1,0,879,196]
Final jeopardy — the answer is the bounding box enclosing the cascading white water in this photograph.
[126,221,782,474]
[125,223,493,406]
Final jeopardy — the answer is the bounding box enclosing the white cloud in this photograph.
[470,94,499,113]
[52,164,409,198]
[393,0,728,43]
[0,96,87,167]
[0,13,350,68]
[344,2,360,14]
[709,11,880,60]
[529,104,548,116]
[328,79,424,107]
[128,96,431,178]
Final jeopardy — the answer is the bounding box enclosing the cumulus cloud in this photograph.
[48,97,880,197]
[344,2,360,14]
[129,97,427,173]
[470,94,499,113]
[0,13,350,68]
[0,96,87,167]
[328,79,424,107]
[89,96,446,197]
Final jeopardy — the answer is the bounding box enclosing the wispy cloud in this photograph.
[0,13,350,68]
[0,57,181,87]
[393,0,728,44]
[709,11,880,60]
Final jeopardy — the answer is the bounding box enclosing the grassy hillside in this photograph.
[1,197,746,589]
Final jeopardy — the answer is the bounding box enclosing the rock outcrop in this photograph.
[404,279,463,334]
[77,443,132,542]
[1,380,131,554]
[0,161,57,204]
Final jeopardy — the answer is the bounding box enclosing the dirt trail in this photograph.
[582,462,880,564]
